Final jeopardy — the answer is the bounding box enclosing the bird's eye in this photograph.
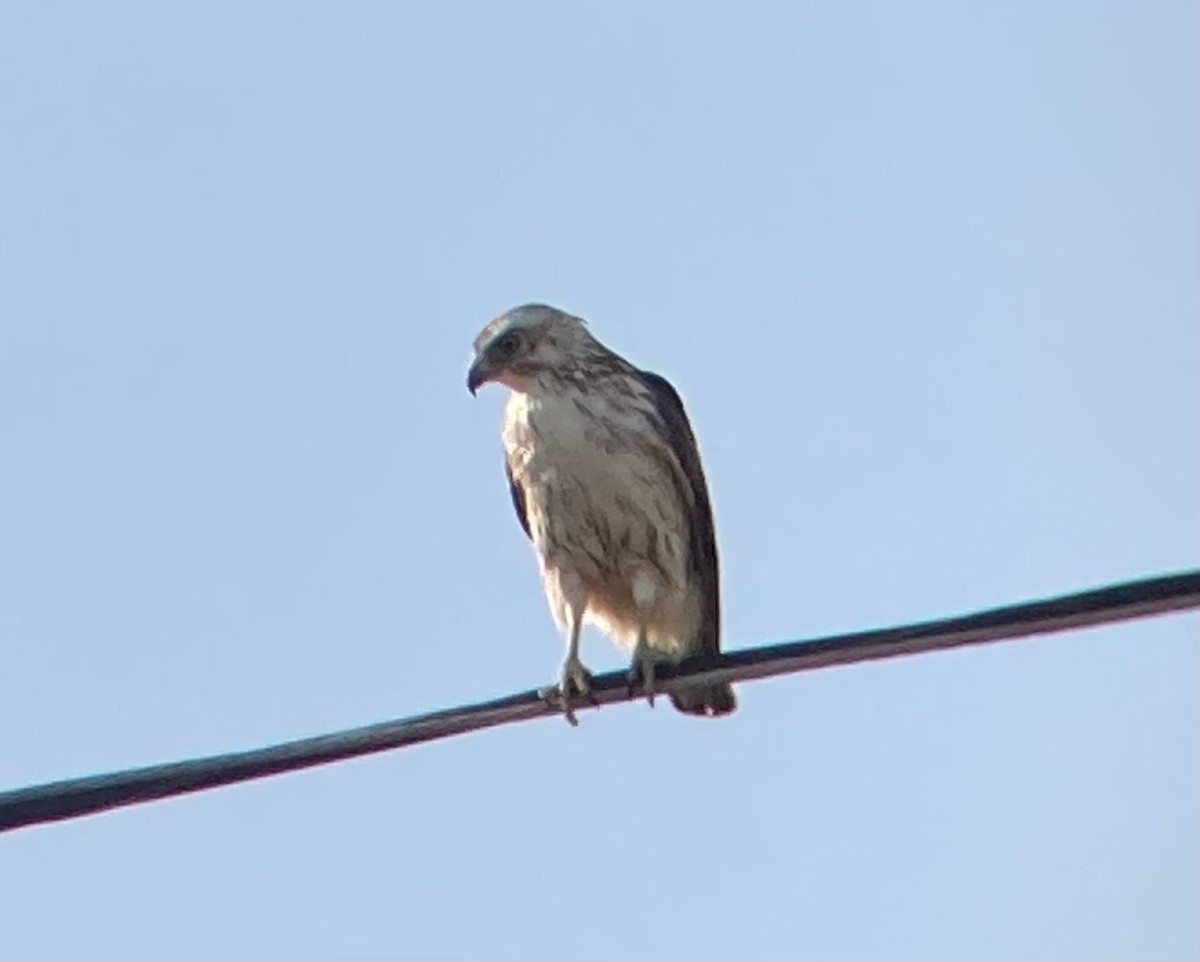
[496,333,521,357]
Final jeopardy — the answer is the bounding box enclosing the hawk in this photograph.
[467,303,736,725]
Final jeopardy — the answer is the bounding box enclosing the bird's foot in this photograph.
[538,656,596,727]
[626,646,657,708]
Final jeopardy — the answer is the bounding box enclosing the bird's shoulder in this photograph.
[634,370,697,443]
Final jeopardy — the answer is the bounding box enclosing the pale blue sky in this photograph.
[1,2,1196,959]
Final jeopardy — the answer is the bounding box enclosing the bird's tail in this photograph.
[670,682,736,718]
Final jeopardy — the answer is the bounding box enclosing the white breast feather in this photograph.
[503,387,700,655]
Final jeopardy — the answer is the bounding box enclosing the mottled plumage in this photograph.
[468,303,735,724]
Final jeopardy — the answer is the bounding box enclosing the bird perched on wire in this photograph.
[467,303,736,726]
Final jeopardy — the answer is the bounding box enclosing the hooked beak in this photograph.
[466,357,491,396]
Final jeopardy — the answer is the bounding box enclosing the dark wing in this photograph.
[637,369,721,657]
[504,457,532,540]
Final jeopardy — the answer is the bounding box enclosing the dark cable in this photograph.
[1,570,1195,834]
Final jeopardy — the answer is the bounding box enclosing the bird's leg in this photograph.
[539,606,594,726]
[627,573,659,707]
[627,627,657,708]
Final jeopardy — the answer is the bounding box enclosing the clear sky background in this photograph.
[0,2,1196,959]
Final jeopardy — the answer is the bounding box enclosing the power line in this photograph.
[1,570,1196,835]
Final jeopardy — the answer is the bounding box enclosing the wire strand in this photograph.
[1,570,1196,834]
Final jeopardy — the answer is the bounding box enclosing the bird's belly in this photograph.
[522,449,698,654]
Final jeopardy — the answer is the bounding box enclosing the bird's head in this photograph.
[467,303,596,395]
